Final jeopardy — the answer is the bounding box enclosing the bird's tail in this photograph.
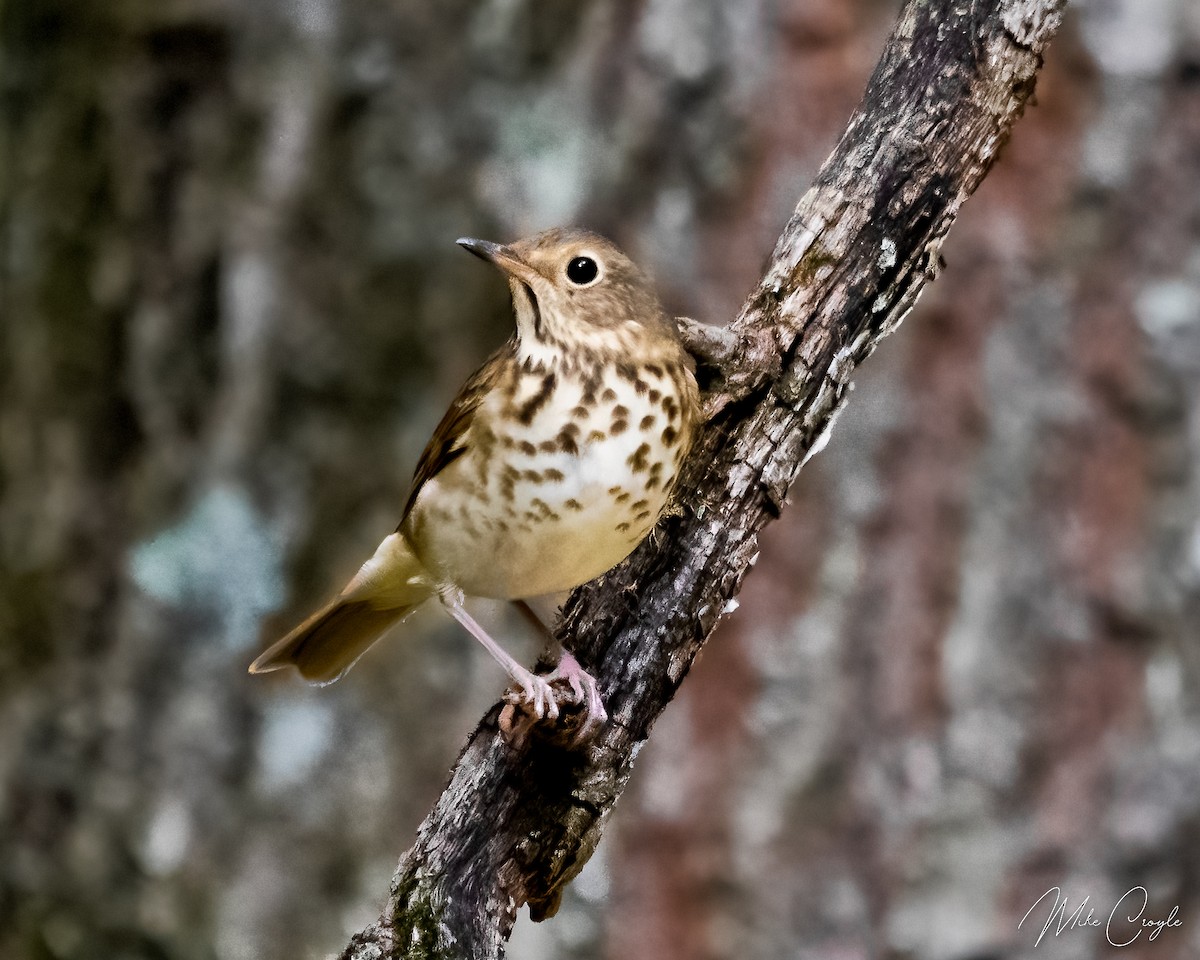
[249,533,433,685]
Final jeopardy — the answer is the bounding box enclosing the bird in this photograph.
[249,227,700,733]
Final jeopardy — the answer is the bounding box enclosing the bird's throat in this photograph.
[516,281,544,339]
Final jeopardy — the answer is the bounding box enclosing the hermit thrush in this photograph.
[249,227,700,731]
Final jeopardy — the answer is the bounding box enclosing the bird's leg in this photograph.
[511,600,608,739]
[438,589,558,721]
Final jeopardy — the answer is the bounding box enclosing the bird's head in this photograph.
[457,227,678,362]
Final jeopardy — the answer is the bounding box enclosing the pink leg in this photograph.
[512,600,608,737]
[545,650,608,738]
[441,592,559,721]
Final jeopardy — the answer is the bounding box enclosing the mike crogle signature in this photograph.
[1019,886,1182,947]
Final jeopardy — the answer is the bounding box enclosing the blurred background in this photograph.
[3,0,1200,958]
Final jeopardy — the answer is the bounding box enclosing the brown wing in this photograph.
[399,340,515,523]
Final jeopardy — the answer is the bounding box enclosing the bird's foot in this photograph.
[508,666,560,722]
[500,651,607,748]
[545,651,607,739]
[441,592,563,730]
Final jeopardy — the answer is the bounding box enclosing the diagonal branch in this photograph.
[341,0,1065,956]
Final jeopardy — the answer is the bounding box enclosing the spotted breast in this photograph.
[250,228,701,727]
[402,346,696,599]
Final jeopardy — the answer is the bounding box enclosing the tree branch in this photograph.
[341,0,1065,956]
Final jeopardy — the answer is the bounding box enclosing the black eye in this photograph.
[566,256,599,286]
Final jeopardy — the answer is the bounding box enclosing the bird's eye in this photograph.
[566,256,600,286]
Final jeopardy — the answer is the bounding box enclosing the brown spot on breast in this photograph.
[526,499,560,521]
[582,370,603,400]
[612,404,629,419]
[614,490,631,504]
[646,476,661,491]
[616,521,631,533]
[519,440,537,456]
[633,378,650,396]
[499,464,520,500]
[522,469,543,484]
[608,485,622,495]
[634,510,652,523]
[557,422,580,454]
[500,435,515,449]
[571,405,590,419]
[544,468,565,482]
[587,430,606,443]
[662,396,679,420]
[516,372,557,425]
[631,499,649,512]
[639,414,655,430]
[601,387,617,403]
[662,426,678,447]
[646,363,663,378]
[648,388,662,403]
[610,419,628,436]
[565,498,583,511]
[627,443,652,472]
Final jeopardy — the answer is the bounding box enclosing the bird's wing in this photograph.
[399,340,515,523]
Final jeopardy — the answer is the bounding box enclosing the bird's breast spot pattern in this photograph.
[415,367,675,597]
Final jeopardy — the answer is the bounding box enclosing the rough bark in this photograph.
[341,1,1067,957]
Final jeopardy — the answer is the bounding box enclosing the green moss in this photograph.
[789,243,838,289]
[388,875,457,960]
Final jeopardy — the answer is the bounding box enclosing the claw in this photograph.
[506,669,559,720]
[439,592,604,742]
[497,652,607,746]
[544,652,607,742]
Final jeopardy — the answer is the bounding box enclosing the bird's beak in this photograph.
[456,237,541,287]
